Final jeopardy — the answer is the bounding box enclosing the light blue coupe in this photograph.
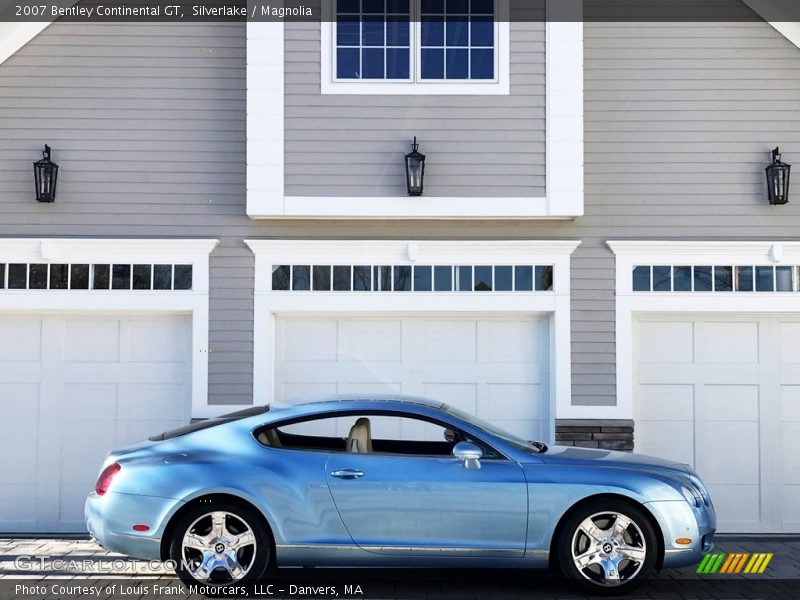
[86,396,715,594]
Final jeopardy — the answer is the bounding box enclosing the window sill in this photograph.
[321,80,510,95]
[246,195,583,220]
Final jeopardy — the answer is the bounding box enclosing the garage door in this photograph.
[0,314,192,533]
[634,315,800,533]
[274,314,550,442]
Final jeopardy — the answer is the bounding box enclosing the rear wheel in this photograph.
[556,499,658,595]
[169,500,271,587]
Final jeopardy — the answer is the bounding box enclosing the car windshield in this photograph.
[445,405,546,453]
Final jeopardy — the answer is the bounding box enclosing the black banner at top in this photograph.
[1,0,800,22]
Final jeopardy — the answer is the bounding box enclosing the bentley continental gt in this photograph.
[86,396,715,594]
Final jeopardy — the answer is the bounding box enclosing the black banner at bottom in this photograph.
[1,574,799,600]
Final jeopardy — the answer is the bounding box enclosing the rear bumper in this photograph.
[85,491,183,561]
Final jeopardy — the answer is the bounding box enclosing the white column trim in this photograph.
[0,238,218,419]
[246,239,580,430]
[607,239,800,421]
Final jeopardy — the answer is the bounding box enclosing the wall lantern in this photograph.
[405,137,426,196]
[766,146,790,205]
[33,145,59,202]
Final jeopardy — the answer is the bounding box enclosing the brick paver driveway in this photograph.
[0,536,799,599]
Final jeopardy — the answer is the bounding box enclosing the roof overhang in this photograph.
[742,0,800,50]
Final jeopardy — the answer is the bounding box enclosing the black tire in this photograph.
[556,499,658,596]
[169,499,272,588]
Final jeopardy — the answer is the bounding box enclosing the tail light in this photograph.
[95,463,121,496]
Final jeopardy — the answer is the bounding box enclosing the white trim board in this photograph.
[0,238,219,419]
[246,239,580,432]
[246,0,584,220]
[607,239,800,421]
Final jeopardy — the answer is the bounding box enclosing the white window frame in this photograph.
[0,238,220,419]
[607,240,800,422]
[246,239,580,438]
[321,0,509,95]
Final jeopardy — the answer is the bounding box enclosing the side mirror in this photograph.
[453,441,483,470]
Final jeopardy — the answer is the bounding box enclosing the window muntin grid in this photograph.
[632,265,797,293]
[272,264,554,292]
[0,263,193,291]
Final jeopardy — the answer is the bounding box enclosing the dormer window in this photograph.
[323,0,509,94]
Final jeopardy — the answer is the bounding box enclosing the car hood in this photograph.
[535,445,692,475]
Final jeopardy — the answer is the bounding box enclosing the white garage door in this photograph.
[634,315,800,533]
[274,314,550,442]
[0,314,192,533]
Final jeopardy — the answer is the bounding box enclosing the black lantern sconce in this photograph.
[33,145,59,203]
[405,137,426,196]
[766,146,790,205]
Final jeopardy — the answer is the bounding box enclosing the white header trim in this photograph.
[607,240,800,422]
[0,238,219,419]
[247,239,580,432]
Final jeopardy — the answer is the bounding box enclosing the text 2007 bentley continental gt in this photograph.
[86,396,715,594]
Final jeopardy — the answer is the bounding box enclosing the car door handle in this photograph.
[330,469,364,480]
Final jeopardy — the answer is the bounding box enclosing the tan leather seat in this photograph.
[257,429,282,447]
[346,418,372,453]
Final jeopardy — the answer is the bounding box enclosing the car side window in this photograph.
[255,412,501,458]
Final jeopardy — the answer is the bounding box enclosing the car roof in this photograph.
[268,394,447,411]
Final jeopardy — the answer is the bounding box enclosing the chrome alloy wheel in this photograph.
[181,510,257,583]
[570,511,647,586]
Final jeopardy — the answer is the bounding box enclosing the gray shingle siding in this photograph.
[2,7,800,409]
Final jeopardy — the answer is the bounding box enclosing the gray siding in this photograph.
[2,6,800,410]
[283,21,546,197]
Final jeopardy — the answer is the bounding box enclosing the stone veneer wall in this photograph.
[555,420,634,451]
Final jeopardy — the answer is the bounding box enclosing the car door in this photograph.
[325,416,528,557]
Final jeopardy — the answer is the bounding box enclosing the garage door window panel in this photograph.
[632,264,798,293]
[0,263,192,292]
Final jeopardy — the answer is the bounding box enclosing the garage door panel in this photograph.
[125,362,188,384]
[782,421,800,482]
[695,421,759,484]
[0,318,42,361]
[636,420,694,465]
[337,381,403,396]
[280,362,403,383]
[58,420,118,481]
[280,382,338,402]
[485,320,546,363]
[696,322,760,364]
[0,363,42,383]
[783,486,800,525]
[637,321,693,363]
[636,385,693,421]
[61,384,118,420]
[486,384,544,421]
[708,484,761,526]
[0,421,38,481]
[779,322,800,363]
[63,320,120,362]
[125,384,190,421]
[423,321,477,362]
[280,320,338,361]
[340,320,402,362]
[0,384,41,418]
[422,383,477,414]
[780,387,800,422]
[697,385,759,422]
[129,318,189,361]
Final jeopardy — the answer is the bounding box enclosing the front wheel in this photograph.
[556,499,658,595]
[169,500,272,587]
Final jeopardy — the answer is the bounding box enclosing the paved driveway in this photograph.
[0,536,798,599]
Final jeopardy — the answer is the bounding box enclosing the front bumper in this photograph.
[85,491,184,561]
[645,498,716,569]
